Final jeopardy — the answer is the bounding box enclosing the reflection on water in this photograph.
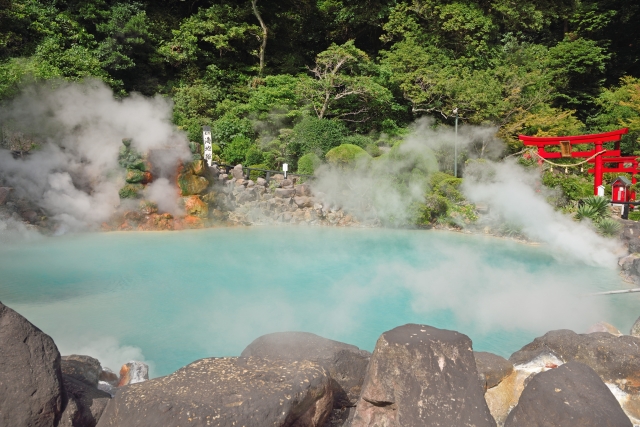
[0,227,636,377]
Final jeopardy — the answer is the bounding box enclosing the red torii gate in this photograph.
[518,128,632,198]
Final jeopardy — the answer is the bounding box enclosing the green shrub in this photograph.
[596,217,622,237]
[297,153,322,175]
[125,169,145,184]
[211,114,254,146]
[211,143,222,155]
[325,144,371,168]
[435,177,464,202]
[430,172,456,189]
[291,116,347,156]
[388,140,437,175]
[245,145,264,166]
[118,143,143,170]
[365,143,382,157]
[247,164,267,180]
[342,134,374,148]
[412,194,450,225]
[575,204,600,221]
[575,195,609,221]
[222,136,252,165]
[629,210,640,221]
[119,183,143,199]
[542,172,593,202]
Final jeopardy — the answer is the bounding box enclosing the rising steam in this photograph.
[0,79,190,235]
[311,118,623,267]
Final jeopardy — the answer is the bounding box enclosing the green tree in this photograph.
[296,41,392,123]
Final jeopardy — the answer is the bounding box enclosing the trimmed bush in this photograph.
[325,144,371,168]
[342,134,374,148]
[297,153,322,175]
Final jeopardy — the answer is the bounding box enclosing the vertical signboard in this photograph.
[202,126,212,166]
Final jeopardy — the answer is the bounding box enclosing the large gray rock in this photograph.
[58,374,111,427]
[295,184,311,197]
[241,331,371,407]
[231,164,244,179]
[0,301,65,427]
[236,188,257,204]
[350,324,496,427]
[474,351,514,392]
[275,188,295,198]
[619,219,640,254]
[97,357,333,427]
[504,361,632,427]
[61,355,102,387]
[509,329,640,393]
[294,196,314,208]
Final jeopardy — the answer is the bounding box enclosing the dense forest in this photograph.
[1,0,639,177]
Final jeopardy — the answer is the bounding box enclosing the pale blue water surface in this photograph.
[0,227,638,377]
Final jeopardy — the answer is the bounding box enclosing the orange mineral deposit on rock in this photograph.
[182,195,208,218]
[183,215,204,229]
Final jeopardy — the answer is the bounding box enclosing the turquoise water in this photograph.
[0,227,637,377]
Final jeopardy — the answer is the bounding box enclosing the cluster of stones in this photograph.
[0,186,48,230]
[220,164,379,228]
[5,298,640,427]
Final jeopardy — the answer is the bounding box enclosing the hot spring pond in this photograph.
[0,227,637,377]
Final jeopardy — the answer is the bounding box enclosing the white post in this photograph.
[202,126,212,166]
[453,108,458,178]
[283,163,288,179]
[597,185,605,197]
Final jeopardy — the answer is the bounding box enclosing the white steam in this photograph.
[312,118,502,225]
[144,178,184,216]
[462,160,624,267]
[311,118,622,267]
[0,80,191,234]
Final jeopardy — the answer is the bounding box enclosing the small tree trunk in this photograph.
[251,0,268,76]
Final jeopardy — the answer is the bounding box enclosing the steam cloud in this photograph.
[462,160,624,267]
[0,79,191,235]
[312,118,503,225]
[311,118,623,267]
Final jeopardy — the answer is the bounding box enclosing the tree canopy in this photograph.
[1,0,639,169]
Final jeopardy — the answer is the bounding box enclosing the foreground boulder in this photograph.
[509,329,640,393]
[474,351,514,392]
[504,361,632,427]
[58,374,111,427]
[0,301,65,427]
[96,357,333,427]
[241,331,370,407]
[350,324,495,427]
[62,355,102,387]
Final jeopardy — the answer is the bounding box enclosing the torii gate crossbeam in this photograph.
[519,128,630,197]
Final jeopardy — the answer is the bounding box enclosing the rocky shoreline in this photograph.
[3,301,640,427]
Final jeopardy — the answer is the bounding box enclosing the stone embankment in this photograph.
[4,300,640,426]
[217,165,377,228]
